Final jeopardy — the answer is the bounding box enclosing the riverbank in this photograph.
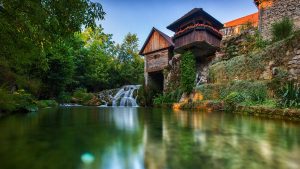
[155,100,300,121]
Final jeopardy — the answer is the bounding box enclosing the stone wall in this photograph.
[145,49,170,73]
[209,31,300,83]
[259,0,300,40]
[288,48,300,80]
[196,57,214,86]
[164,54,181,93]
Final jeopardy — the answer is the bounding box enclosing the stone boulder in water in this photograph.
[98,88,120,106]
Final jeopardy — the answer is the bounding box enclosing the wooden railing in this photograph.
[173,26,222,51]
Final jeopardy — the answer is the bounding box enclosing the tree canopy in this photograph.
[0,0,144,112]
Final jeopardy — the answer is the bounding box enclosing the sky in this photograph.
[95,0,258,48]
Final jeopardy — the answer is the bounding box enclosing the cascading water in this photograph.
[112,85,141,107]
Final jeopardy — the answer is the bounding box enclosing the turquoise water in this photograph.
[0,107,299,169]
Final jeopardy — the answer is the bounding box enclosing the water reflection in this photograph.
[0,107,299,169]
[110,108,139,131]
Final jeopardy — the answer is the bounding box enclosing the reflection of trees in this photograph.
[143,108,166,169]
[160,110,300,169]
[0,107,145,169]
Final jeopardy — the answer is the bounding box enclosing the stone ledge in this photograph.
[235,105,300,121]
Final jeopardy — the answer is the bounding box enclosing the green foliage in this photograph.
[243,30,270,52]
[153,89,183,105]
[72,88,94,105]
[224,45,238,60]
[12,90,38,112]
[0,1,145,112]
[43,39,75,98]
[36,100,58,109]
[57,92,72,104]
[272,17,294,42]
[196,80,268,107]
[277,81,300,108]
[209,53,266,83]
[0,88,39,113]
[0,87,16,113]
[180,51,196,94]
[224,92,245,111]
[253,31,269,49]
[220,81,268,103]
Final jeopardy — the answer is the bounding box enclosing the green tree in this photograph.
[43,39,75,98]
[180,51,196,94]
[116,33,144,85]
[0,0,105,94]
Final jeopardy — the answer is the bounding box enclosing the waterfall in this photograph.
[112,85,141,107]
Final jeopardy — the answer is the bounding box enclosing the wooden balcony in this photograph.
[173,25,222,58]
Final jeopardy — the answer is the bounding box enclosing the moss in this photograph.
[197,80,269,102]
[209,54,266,83]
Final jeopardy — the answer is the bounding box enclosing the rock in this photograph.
[293,55,300,60]
[288,60,295,65]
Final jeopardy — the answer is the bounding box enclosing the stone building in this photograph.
[255,0,300,39]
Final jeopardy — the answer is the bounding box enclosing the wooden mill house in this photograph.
[140,8,223,92]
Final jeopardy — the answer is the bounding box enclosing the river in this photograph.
[0,107,299,169]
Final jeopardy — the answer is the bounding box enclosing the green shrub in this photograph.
[13,89,38,112]
[36,100,58,108]
[57,91,72,103]
[180,51,196,94]
[196,80,268,105]
[253,31,269,49]
[72,88,94,104]
[277,80,300,108]
[138,85,154,107]
[224,92,245,111]
[220,81,268,103]
[224,45,238,60]
[272,17,294,42]
[0,87,16,113]
[196,83,225,100]
[0,88,39,113]
[153,89,183,105]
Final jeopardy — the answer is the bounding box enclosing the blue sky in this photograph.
[95,0,258,47]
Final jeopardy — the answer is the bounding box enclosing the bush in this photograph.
[276,80,300,108]
[196,80,268,106]
[36,100,58,108]
[220,81,268,103]
[57,91,72,103]
[0,88,39,113]
[72,88,94,104]
[180,51,196,94]
[13,89,38,112]
[0,87,16,113]
[224,92,245,111]
[272,17,294,42]
[153,89,183,105]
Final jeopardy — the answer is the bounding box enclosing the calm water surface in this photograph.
[0,107,300,169]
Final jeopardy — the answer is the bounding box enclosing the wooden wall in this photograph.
[145,49,169,73]
[174,29,221,50]
[142,31,171,55]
